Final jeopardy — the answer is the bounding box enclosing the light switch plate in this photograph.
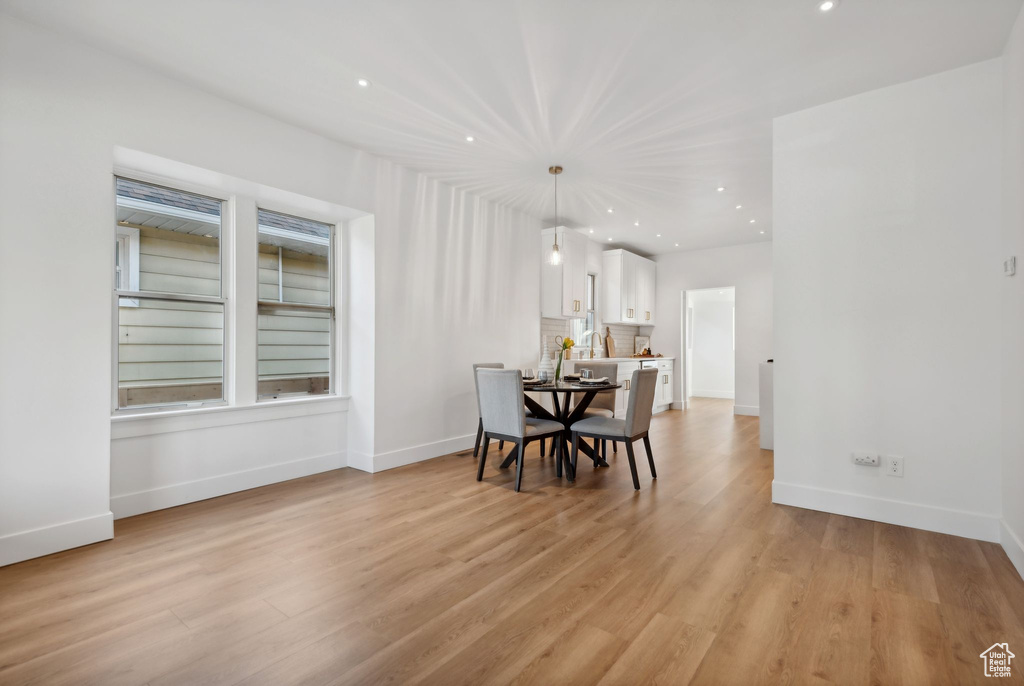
[852,451,879,467]
[1005,256,1016,277]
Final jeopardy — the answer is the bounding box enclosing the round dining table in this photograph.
[499,379,621,480]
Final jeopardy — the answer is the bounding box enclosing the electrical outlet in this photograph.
[852,451,879,467]
[885,455,904,477]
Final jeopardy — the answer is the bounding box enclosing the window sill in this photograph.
[111,394,350,440]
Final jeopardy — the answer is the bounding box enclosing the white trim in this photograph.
[691,390,734,399]
[350,433,480,474]
[671,401,684,410]
[772,480,1001,542]
[111,394,348,439]
[733,404,759,416]
[373,433,478,472]
[1001,519,1024,581]
[111,452,345,519]
[0,512,113,567]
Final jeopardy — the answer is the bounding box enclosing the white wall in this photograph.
[773,59,1004,542]
[650,242,773,415]
[0,14,539,565]
[1001,6,1024,575]
[689,291,735,399]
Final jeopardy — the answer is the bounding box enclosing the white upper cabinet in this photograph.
[602,249,656,326]
[540,227,587,319]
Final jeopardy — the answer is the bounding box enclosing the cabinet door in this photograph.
[640,260,656,325]
[662,371,673,405]
[560,230,575,317]
[569,232,588,317]
[621,253,637,323]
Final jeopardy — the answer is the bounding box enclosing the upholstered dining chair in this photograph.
[472,363,504,457]
[473,363,543,457]
[572,361,619,458]
[476,369,568,492]
[569,368,658,490]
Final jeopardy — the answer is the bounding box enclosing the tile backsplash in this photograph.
[540,318,653,359]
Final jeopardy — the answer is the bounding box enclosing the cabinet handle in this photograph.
[663,375,668,384]
[646,311,650,321]
[624,379,630,390]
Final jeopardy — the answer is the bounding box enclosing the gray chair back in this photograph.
[573,362,618,414]
[625,368,659,437]
[473,362,504,416]
[477,369,526,438]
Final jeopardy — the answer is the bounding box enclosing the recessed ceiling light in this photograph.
[656,234,661,237]
[607,237,613,242]
[675,243,680,247]
[735,205,742,210]
[634,220,639,227]
[716,186,726,192]
[818,0,837,11]
[760,230,765,234]
[750,219,756,224]
[465,135,474,142]
[719,291,724,294]
[589,229,594,234]
[607,208,614,214]
[356,78,371,88]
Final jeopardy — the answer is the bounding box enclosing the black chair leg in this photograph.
[540,438,546,457]
[571,432,579,474]
[499,440,504,450]
[561,438,574,482]
[643,436,657,479]
[514,442,525,492]
[477,432,489,481]
[592,437,600,466]
[624,440,640,490]
[613,440,618,453]
[602,439,607,461]
[555,436,563,478]
[473,418,483,457]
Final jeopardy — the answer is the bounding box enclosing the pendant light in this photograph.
[549,165,563,266]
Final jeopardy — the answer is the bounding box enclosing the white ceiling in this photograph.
[3,0,1020,254]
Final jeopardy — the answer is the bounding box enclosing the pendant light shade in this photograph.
[549,165,563,266]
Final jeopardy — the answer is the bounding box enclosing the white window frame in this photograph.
[256,208,336,401]
[115,225,140,306]
[112,176,227,414]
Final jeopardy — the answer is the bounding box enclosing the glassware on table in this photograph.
[523,368,535,380]
[580,369,593,380]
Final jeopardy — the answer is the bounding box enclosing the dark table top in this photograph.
[523,380,621,392]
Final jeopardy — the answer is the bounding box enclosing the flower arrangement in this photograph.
[555,337,574,381]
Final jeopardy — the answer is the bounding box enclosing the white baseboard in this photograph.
[671,401,684,410]
[1,511,113,567]
[372,433,477,472]
[772,480,1001,542]
[692,390,735,399]
[1001,519,1024,581]
[733,404,759,416]
[111,451,346,519]
[347,450,374,473]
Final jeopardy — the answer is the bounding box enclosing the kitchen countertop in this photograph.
[565,356,674,363]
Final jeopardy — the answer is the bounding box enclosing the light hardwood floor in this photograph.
[2,398,1023,685]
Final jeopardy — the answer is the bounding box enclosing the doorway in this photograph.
[682,287,735,409]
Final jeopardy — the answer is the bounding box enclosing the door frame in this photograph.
[680,286,736,411]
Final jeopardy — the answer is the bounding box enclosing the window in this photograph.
[256,208,334,399]
[570,274,597,351]
[114,177,224,409]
